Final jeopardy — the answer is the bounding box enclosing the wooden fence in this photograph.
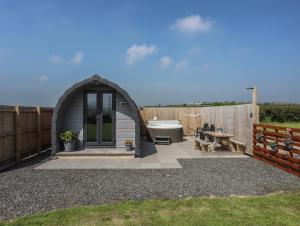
[253,124,300,177]
[1,103,255,168]
[140,104,254,155]
[0,105,53,168]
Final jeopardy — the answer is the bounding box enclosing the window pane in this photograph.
[87,94,97,117]
[87,93,97,142]
[102,93,112,114]
[102,93,113,142]
[102,115,112,142]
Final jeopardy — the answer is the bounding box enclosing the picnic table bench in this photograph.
[194,138,212,152]
[194,132,246,153]
[229,138,246,153]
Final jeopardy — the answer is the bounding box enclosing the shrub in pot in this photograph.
[59,130,78,152]
[125,139,133,151]
[256,133,264,143]
[284,139,293,151]
[284,128,293,151]
[269,142,278,153]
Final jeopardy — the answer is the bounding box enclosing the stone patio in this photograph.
[36,137,247,170]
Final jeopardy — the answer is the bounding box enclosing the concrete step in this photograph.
[56,148,135,159]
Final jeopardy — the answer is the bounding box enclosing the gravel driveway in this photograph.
[0,151,299,221]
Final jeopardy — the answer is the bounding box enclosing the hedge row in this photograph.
[260,105,300,122]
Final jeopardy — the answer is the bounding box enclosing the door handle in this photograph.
[96,114,101,120]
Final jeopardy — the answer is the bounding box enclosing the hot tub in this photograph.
[147,120,183,143]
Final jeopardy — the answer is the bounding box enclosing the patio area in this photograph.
[36,137,247,169]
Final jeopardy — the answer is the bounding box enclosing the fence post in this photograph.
[15,105,21,161]
[252,86,258,124]
[253,124,256,156]
[36,106,41,153]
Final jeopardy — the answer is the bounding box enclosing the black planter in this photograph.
[125,144,133,151]
[270,144,278,153]
[270,143,278,153]
[256,133,264,143]
[284,140,293,150]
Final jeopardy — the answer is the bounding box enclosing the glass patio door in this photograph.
[85,91,115,146]
[86,93,98,144]
[101,92,114,144]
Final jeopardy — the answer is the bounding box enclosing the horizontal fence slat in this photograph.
[0,131,15,137]
[254,123,300,133]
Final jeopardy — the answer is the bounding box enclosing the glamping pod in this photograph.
[51,75,141,157]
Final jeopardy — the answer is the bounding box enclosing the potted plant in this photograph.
[59,130,78,152]
[125,139,133,151]
[269,142,278,153]
[256,133,264,143]
[284,139,293,151]
[284,128,293,151]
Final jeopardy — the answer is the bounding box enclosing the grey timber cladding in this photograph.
[116,93,136,147]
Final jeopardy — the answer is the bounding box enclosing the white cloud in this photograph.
[39,75,48,82]
[70,52,83,65]
[49,54,64,64]
[175,60,189,70]
[160,56,173,68]
[126,44,156,65]
[171,15,212,33]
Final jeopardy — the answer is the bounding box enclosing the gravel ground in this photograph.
[0,151,300,221]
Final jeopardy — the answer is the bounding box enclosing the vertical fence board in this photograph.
[15,106,21,161]
[36,107,41,154]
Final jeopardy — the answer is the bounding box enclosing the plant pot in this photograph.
[270,144,278,153]
[284,140,293,150]
[125,144,133,151]
[256,133,264,143]
[64,140,76,152]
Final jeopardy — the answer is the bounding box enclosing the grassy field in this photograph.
[2,192,300,226]
[261,121,300,128]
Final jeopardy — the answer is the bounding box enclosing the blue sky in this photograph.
[0,0,299,106]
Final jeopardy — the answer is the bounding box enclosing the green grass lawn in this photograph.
[261,121,300,128]
[87,123,113,142]
[2,192,300,226]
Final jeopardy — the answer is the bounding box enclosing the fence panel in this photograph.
[0,105,53,169]
[41,108,53,151]
[0,107,16,166]
[20,108,38,158]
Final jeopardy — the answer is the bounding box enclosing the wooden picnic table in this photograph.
[204,131,235,152]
